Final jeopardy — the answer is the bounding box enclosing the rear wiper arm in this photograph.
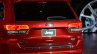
[47,16,66,20]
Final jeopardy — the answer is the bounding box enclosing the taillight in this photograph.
[4,25,29,34]
[68,22,82,32]
[69,28,82,32]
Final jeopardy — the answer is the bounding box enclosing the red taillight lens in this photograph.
[4,25,29,34]
[68,22,82,32]
[4,25,29,30]
[68,22,82,28]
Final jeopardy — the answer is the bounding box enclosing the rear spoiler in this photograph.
[14,0,71,3]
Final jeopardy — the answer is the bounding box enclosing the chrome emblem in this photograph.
[45,22,54,27]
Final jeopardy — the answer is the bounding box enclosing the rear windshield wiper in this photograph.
[47,16,66,20]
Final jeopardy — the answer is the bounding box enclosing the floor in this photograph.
[83,33,97,54]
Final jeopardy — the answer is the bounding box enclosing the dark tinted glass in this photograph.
[14,2,75,21]
[0,3,4,19]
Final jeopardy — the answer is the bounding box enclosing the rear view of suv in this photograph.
[0,0,83,54]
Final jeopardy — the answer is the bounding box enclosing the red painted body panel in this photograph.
[0,0,83,54]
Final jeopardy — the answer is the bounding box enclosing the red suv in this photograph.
[0,0,83,54]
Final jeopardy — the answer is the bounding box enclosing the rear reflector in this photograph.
[4,25,29,30]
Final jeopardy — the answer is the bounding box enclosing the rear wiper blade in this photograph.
[47,16,66,20]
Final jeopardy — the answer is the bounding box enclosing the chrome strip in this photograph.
[25,45,73,49]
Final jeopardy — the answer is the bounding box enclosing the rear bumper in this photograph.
[11,49,82,54]
[0,39,83,54]
[0,32,83,54]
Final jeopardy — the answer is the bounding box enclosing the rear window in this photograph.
[0,3,4,20]
[14,2,75,21]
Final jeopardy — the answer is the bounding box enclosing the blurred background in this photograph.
[71,0,97,32]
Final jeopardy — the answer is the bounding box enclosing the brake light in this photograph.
[4,25,29,34]
[68,22,82,32]
[4,25,29,30]
[68,22,82,28]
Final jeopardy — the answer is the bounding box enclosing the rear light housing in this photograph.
[68,22,82,32]
[4,25,29,34]
[69,28,82,32]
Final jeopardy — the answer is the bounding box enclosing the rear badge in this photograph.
[45,22,54,27]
